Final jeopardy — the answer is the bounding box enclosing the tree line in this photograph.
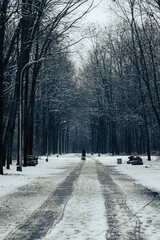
[0,0,96,174]
[76,0,160,159]
[1,0,160,175]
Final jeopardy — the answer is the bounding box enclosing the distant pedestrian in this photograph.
[82,148,86,160]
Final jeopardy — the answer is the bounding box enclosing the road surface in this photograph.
[0,156,160,240]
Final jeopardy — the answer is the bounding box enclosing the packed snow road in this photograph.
[0,154,160,240]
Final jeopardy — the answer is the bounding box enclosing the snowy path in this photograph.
[4,163,83,240]
[44,159,107,240]
[0,154,160,240]
[103,162,160,240]
[96,161,142,240]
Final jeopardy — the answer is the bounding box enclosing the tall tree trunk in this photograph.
[0,0,9,174]
[130,7,152,160]
[111,121,119,155]
[0,54,4,173]
[28,66,39,155]
[0,50,4,173]
[3,82,19,165]
[24,68,29,166]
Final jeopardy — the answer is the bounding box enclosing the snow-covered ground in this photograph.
[2,154,160,200]
[44,159,107,240]
[97,154,160,193]
[0,154,160,240]
[0,154,80,197]
[96,154,160,240]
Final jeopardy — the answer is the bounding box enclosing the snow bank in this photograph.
[0,154,80,197]
[96,154,160,192]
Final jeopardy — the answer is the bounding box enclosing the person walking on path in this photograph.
[81,148,86,160]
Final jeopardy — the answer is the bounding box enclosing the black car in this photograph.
[127,156,143,165]
[127,156,135,164]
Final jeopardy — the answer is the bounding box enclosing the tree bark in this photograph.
[0,0,9,174]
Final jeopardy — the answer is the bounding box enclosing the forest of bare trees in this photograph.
[1,0,160,174]
[0,0,96,174]
[76,0,160,159]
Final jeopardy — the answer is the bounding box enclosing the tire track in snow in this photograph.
[43,159,107,240]
[4,162,83,240]
[95,160,144,240]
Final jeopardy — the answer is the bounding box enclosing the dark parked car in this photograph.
[27,155,38,166]
[127,156,135,164]
[127,156,143,165]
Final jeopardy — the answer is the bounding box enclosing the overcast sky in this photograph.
[84,0,115,25]
[70,0,118,67]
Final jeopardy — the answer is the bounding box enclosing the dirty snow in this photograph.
[97,154,160,240]
[0,153,160,240]
[0,155,80,197]
[97,155,160,192]
[44,160,107,240]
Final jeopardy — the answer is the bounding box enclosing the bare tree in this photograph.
[0,0,98,173]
